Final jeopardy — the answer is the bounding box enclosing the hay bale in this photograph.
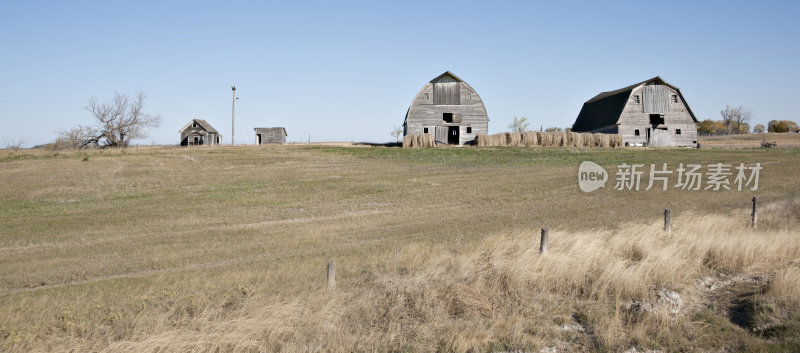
[508,132,523,146]
[416,133,434,148]
[521,132,538,146]
[583,133,594,147]
[538,132,551,146]
[476,134,490,146]
[611,134,623,147]
[566,132,580,147]
[593,133,610,147]
[557,132,567,146]
[403,135,413,148]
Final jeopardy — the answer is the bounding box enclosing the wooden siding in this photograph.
[642,84,669,113]
[254,128,286,145]
[405,73,489,145]
[179,119,221,146]
[617,86,697,147]
[433,81,460,105]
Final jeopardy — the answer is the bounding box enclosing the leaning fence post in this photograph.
[752,196,758,229]
[539,228,548,254]
[664,209,671,233]
[327,260,336,293]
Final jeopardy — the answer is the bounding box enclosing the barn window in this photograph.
[671,95,678,103]
[467,127,472,133]
[423,127,429,134]
[676,129,682,135]
[634,129,640,136]
[424,93,429,100]
[443,113,453,123]
[634,95,640,104]
[466,93,472,100]
[192,122,197,128]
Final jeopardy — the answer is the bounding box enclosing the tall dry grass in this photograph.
[475,131,623,147]
[68,205,800,352]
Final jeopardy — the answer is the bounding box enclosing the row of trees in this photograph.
[698,118,799,134]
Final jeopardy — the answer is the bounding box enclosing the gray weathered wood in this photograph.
[664,209,671,233]
[254,127,287,145]
[539,228,548,254]
[403,71,489,145]
[572,77,698,147]
[327,260,336,293]
[179,119,222,146]
[752,196,758,229]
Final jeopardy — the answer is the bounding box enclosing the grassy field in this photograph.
[699,132,800,148]
[1,143,799,352]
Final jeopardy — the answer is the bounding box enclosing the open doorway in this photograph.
[443,113,453,123]
[448,126,459,144]
[649,114,664,126]
[256,134,262,145]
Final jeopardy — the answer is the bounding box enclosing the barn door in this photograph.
[650,129,670,146]
[448,126,460,145]
[435,126,448,144]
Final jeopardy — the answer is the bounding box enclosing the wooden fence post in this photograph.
[664,209,671,233]
[327,260,336,293]
[752,196,758,229]
[540,228,548,254]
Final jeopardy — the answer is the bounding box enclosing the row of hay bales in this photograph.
[402,133,435,148]
[475,131,623,147]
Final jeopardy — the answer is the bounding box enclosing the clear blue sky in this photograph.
[1,1,798,146]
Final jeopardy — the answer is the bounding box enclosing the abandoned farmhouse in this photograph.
[403,71,489,145]
[571,76,698,147]
[254,127,287,145]
[179,119,222,146]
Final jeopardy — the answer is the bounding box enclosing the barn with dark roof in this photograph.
[572,77,698,147]
[179,119,222,146]
[403,71,489,145]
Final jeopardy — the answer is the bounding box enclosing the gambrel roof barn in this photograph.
[403,71,489,145]
[572,77,698,147]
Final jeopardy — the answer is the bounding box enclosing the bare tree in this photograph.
[3,137,26,150]
[82,92,161,147]
[720,105,752,134]
[391,125,403,142]
[508,116,530,132]
[52,125,100,150]
[54,92,162,149]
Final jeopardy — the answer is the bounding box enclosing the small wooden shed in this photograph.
[254,127,287,145]
[179,119,221,146]
[403,71,489,145]
[571,77,698,147]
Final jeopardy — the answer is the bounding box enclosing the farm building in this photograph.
[403,71,489,145]
[179,119,221,146]
[254,127,287,145]
[571,76,698,147]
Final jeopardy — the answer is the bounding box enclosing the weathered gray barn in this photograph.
[179,119,221,146]
[254,127,287,145]
[572,77,698,147]
[403,71,489,145]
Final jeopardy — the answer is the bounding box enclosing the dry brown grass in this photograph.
[84,207,800,353]
[1,146,799,352]
[699,132,800,148]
